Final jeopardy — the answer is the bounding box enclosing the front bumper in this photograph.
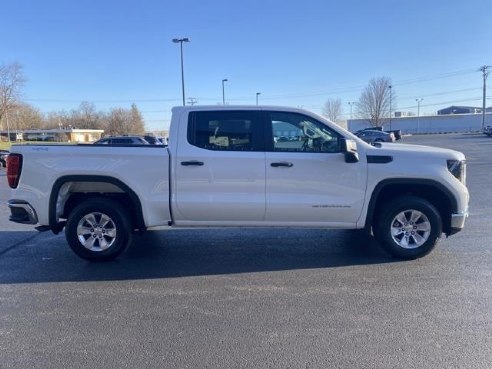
[8,200,39,225]
[447,209,469,236]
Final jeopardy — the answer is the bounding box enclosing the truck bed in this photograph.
[9,144,171,228]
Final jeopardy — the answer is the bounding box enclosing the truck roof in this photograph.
[171,105,315,114]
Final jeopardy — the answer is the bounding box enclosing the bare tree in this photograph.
[9,103,43,131]
[0,62,26,132]
[71,101,103,129]
[130,103,146,134]
[44,103,104,130]
[42,103,145,136]
[44,110,72,129]
[322,98,343,123]
[106,108,128,136]
[104,105,146,136]
[356,77,394,127]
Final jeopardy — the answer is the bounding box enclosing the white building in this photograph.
[348,112,491,134]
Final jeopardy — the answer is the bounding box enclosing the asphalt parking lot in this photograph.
[1,134,491,369]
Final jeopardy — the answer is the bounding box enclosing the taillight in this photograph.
[6,154,23,189]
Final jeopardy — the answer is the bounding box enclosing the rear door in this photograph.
[264,111,367,225]
[173,110,266,224]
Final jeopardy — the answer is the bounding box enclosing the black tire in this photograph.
[65,198,132,261]
[375,196,442,259]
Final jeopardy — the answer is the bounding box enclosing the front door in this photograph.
[264,111,367,226]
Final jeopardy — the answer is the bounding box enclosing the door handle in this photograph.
[181,160,204,166]
[270,162,293,168]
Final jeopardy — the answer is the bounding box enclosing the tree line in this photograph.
[0,62,146,136]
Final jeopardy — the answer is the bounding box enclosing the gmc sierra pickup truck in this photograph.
[6,106,469,261]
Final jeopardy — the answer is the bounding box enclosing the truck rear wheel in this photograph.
[376,196,442,259]
[65,198,132,261]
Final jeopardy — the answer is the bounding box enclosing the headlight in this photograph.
[447,160,466,184]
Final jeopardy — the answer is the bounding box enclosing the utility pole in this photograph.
[256,92,261,105]
[480,65,491,131]
[187,97,198,106]
[416,98,423,134]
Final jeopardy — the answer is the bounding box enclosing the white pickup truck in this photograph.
[7,106,469,261]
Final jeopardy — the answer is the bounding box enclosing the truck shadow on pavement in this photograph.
[0,228,399,284]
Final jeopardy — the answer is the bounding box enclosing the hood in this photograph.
[365,142,465,161]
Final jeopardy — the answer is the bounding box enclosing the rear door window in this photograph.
[188,111,265,151]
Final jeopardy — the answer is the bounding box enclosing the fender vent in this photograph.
[367,155,393,164]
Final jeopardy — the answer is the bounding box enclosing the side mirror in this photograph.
[341,138,359,163]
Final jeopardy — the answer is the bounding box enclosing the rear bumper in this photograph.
[8,200,38,225]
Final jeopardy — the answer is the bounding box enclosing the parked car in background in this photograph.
[355,126,402,140]
[93,136,150,145]
[143,135,165,145]
[355,130,395,144]
[0,150,9,168]
[389,129,402,140]
[483,126,492,136]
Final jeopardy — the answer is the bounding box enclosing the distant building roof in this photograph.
[437,106,482,115]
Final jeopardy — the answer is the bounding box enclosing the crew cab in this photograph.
[6,106,469,261]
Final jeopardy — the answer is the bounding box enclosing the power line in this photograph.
[397,87,481,100]
[25,98,181,103]
[250,68,477,100]
[391,68,476,87]
[394,97,482,111]
[23,67,481,104]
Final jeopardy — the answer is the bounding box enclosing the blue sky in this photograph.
[3,0,491,130]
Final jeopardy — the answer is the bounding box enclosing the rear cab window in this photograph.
[187,111,265,151]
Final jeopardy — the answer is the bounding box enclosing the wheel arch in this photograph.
[365,178,457,235]
[49,175,146,234]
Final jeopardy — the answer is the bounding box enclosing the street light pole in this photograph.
[256,92,261,105]
[172,38,190,106]
[348,102,355,120]
[416,98,423,134]
[222,79,228,105]
[389,85,392,130]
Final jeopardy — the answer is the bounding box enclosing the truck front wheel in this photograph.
[65,198,132,261]
[376,196,442,259]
